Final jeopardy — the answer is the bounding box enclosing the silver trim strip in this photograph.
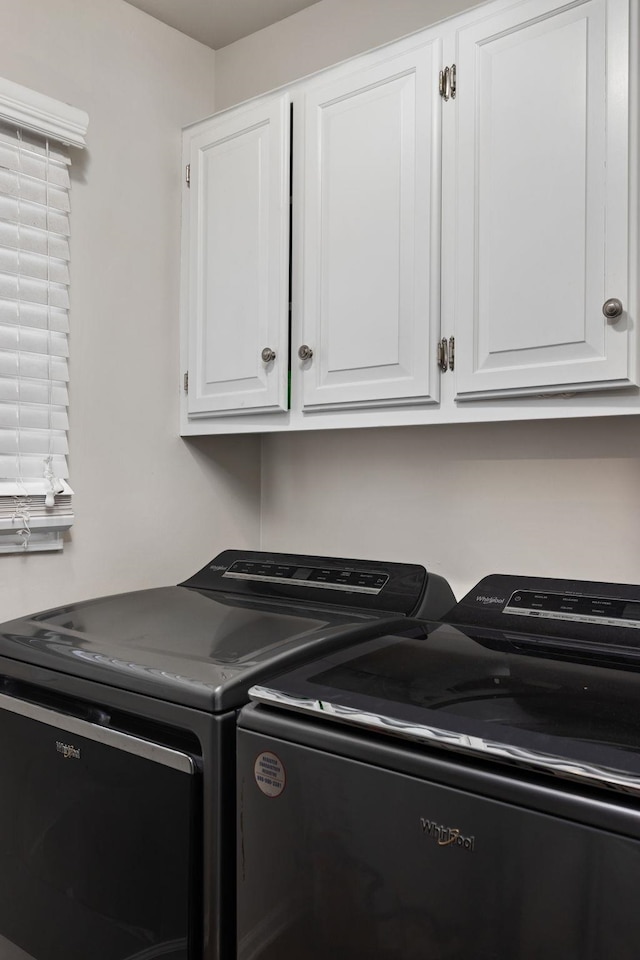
[249,685,640,798]
[223,571,385,595]
[0,691,195,774]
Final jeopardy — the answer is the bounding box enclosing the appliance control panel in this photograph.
[503,589,640,629]
[443,574,640,647]
[223,559,388,595]
[180,550,455,619]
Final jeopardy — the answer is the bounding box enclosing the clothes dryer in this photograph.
[0,549,454,960]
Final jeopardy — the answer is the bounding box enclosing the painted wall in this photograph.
[260,420,640,601]
[216,0,640,601]
[0,0,261,620]
[215,0,488,109]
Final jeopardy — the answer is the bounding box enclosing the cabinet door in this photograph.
[298,43,442,411]
[185,95,290,417]
[453,0,632,399]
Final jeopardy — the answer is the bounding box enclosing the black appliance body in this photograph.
[239,574,640,960]
[0,550,454,960]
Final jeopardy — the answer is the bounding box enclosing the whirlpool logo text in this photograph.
[420,818,475,851]
[56,741,81,760]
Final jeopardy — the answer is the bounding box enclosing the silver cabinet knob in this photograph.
[603,298,623,320]
[261,347,276,363]
[298,344,313,361]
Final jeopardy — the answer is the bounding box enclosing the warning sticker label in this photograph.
[254,751,286,798]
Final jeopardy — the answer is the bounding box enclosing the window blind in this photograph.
[0,121,73,552]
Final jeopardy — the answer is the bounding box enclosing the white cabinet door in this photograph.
[453,0,632,399]
[297,42,442,411]
[185,95,290,417]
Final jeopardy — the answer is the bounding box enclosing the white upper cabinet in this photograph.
[183,94,290,417]
[452,0,632,399]
[296,42,442,410]
[180,0,636,435]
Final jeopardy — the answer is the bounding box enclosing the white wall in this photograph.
[216,0,640,601]
[260,420,640,601]
[0,0,261,620]
[215,0,488,109]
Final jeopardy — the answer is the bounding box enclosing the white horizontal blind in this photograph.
[0,121,73,551]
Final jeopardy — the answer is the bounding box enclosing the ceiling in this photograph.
[123,0,321,50]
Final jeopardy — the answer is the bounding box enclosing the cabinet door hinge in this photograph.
[183,371,189,392]
[185,164,191,187]
[439,64,456,101]
[437,338,448,372]
[437,337,455,373]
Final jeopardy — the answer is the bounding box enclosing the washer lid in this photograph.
[249,614,640,798]
[0,586,387,711]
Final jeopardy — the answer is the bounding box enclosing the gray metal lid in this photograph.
[0,586,385,712]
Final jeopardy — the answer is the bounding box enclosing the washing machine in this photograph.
[238,573,640,960]
[0,548,455,960]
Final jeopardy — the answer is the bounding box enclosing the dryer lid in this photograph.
[0,550,449,711]
[0,586,354,711]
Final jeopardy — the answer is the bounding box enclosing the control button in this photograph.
[272,566,296,578]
